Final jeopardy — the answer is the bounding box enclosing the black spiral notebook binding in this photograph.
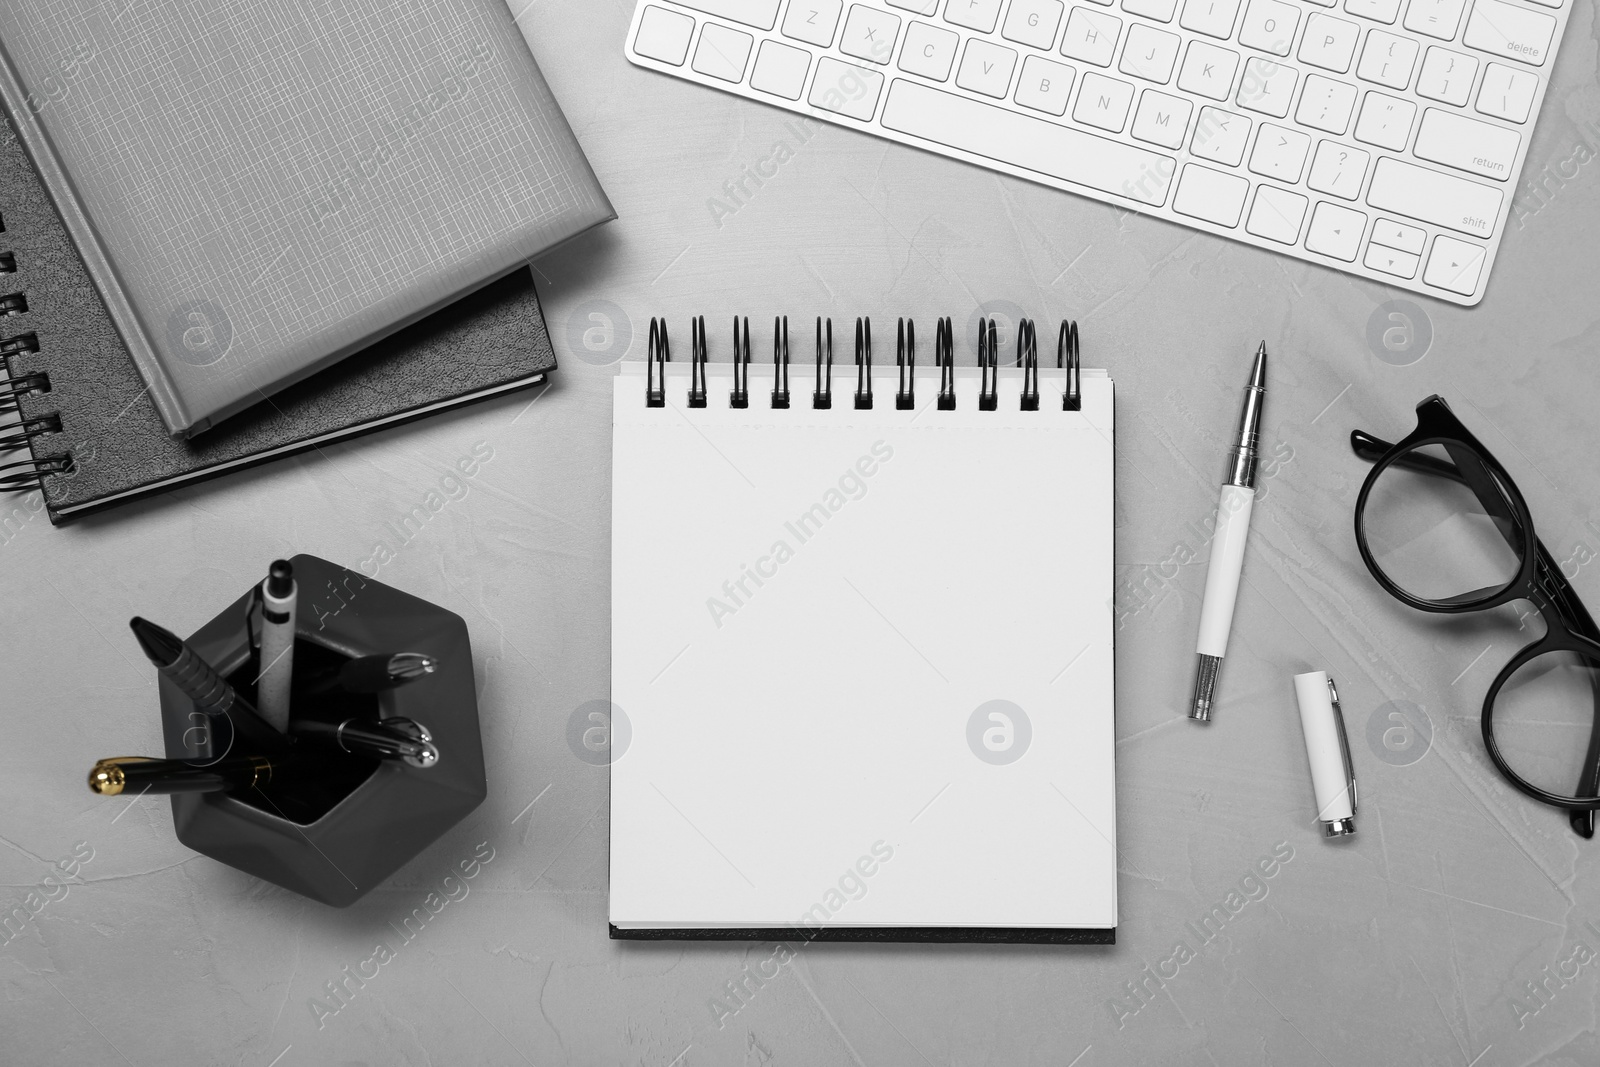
[0,325,68,490]
[642,313,1081,413]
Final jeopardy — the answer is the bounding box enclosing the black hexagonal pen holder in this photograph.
[159,554,486,907]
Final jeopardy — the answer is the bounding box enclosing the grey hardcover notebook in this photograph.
[0,0,612,437]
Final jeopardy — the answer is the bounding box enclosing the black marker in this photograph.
[130,617,289,762]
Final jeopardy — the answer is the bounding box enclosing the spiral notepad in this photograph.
[610,315,1117,943]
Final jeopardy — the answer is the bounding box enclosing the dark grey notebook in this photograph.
[0,110,556,525]
[0,0,610,436]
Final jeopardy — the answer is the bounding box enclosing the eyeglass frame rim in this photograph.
[1351,394,1600,816]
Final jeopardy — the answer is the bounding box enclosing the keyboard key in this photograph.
[1352,91,1416,149]
[692,22,755,81]
[1002,0,1066,48]
[1237,57,1297,116]
[783,1,843,47]
[1249,123,1311,181]
[1180,0,1244,38]
[879,78,1177,204]
[1120,24,1182,82]
[886,0,938,11]
[1343,0,1400,22]
[1307,140,1370,198]
[1366,156,1501,237]
[1238,0,1300,56]
[634,6,695,65]
[1372,217,1426,253]
[1131,89,1194,147]
[1123,0,1180,21]
[1173,163,1249,225]
[1477,62,1539,122]
[1413,108,1521,180]
[1416,47,1478,106]
[1364,243,1419,277]
[1191,106,1251,165]
[841,5,901,64]
[900,21,960,80]
[945,0,1004,32]
[1178,41,1240,99]
[675,0,780,30]
[1247,184,1309,242]
[1424,234,1486,294]
[751,40,812,98]
[1061,8,1122,66]
[1358,31,1418,89]
[1296,74,1358,133]
[1305,201,1367,259]
[1403,0,1467,40]
[809,56,886,118]
[1074,71,1137,130]
[957,38,1020,97]
[1298,13,1360,72]
[1463,0,1556,66]
[1015,55,1077,113]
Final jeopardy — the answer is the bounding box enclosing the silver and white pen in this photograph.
[1189,343,1266,723]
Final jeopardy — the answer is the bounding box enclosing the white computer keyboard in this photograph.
[624,0,1572,306]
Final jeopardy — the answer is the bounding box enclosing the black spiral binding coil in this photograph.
[813,317,832,410]
[1058,320,1081,412]
[0,253,71,491]
[936,317,955,411]
[1019,319,1040,411]
[771,316,790,409]
[977,317,999,411]
[0,412,61,451]
[896,318,915,410]
[637,312,1081,416]
[646,318,669,408]
[854,317,873,410]
[688,316,708,408]
[731,316,750,409]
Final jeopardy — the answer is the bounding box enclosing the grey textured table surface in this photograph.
[5,2,1600,1064]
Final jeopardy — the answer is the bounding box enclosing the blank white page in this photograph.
[611,361,1116,932]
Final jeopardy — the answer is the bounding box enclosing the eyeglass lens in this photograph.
[1494,649,1600,801]
[1362,443,1524,604]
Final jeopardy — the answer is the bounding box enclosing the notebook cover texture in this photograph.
[0,0,611,436]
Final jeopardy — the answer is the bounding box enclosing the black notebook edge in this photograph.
[610,925,1115,945]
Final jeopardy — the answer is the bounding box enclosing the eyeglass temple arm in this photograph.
[1351,430,1469,484]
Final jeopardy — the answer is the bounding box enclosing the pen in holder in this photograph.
[158,554,487,906]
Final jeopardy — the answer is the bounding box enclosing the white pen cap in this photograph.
[1294,671,1357,837]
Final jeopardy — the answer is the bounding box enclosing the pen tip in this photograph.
[1249,342,1267,388]
[128,617,182,668]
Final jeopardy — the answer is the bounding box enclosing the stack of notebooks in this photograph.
[0,0,613,522]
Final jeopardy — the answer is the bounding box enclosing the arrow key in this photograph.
[1304,201,1367,261]
[1363,241,1419,278]
[1423,234,1486,296]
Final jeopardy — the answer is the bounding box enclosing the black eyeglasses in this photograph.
[1352,396,1600,839]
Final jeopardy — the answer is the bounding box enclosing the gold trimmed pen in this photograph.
[88,756,275,796]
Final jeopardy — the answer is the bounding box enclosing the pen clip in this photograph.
[1327,676,1357,813]
[243,582,263,653]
